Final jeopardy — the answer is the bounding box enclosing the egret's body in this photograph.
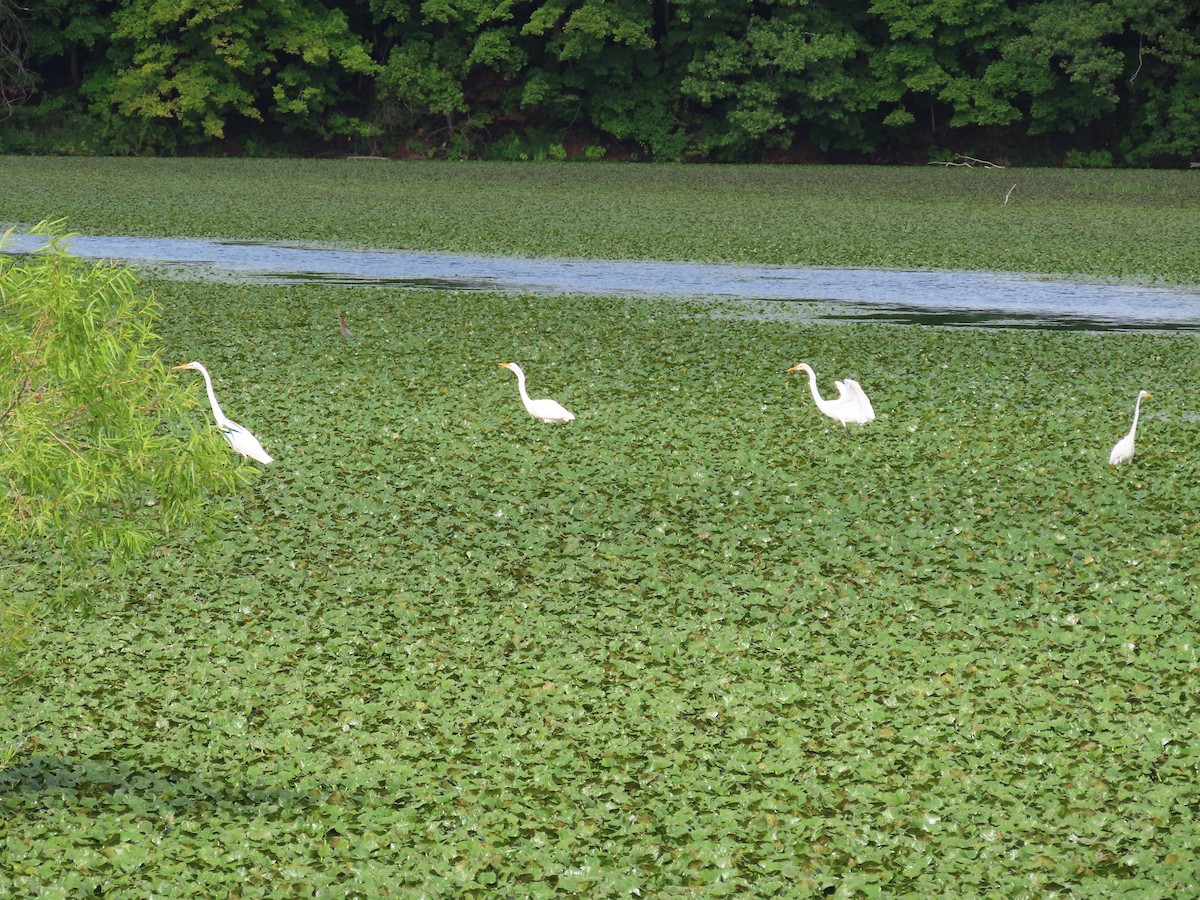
[788,362,875,432]
[498,363,575,423]
[173,361,274,464]
[1108,389,1151,465]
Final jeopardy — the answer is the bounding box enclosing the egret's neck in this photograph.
[802,366,823,405]
[1130,394,1144,434]
[198,366,226,423]
[512,368,532,404]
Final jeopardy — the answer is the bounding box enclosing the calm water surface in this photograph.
[4,232,1199,332]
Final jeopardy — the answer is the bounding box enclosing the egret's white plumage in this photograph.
[788,362,875,432]
[1108,389,1150,465]
[498,362,575,423]
[173,361,274,464]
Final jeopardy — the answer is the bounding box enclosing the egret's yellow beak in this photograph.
[171,364,189,371]
[786,364,802,372]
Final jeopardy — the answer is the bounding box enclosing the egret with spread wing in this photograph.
[498,363,575,423]
[173,361,274,464]
[788,362,875,433]
[1108,389,1150,465]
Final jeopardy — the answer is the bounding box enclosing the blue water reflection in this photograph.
[3,231,1198,332]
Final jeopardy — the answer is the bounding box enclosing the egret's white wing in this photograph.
[528,397,575,424]
[221,419,274,464]
[1109,434,1134,465]
[842,378,875,422]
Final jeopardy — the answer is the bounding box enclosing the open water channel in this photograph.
[4,231,1199,332]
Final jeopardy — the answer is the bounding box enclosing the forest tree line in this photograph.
[1,0,1197,165]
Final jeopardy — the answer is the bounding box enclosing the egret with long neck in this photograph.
[498,363,575,423]
[1108,389,1150,465]
[173,361,274,464]
[787,362,875,433]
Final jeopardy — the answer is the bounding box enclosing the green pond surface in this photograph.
[3,161,1199,895]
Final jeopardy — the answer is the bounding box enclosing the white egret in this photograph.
[1108,389,1151,465]
[498,363,575,423]
[173,361,274,464]
[788,362,875,433]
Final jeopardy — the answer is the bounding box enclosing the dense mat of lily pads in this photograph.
[4,277,1199,894]
[3,157,1200,285]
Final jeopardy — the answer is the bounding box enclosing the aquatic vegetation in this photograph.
[3,158,1200,285]
[3,276,1198,894]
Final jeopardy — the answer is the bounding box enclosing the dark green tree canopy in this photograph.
[2,0,1197,164]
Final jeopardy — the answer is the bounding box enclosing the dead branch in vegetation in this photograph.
[928,155,1006,169]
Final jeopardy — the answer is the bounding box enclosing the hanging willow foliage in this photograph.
[0,221,253,665]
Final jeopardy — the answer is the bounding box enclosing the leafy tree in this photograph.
[1,223,248,679]
[83,0,377,150]
[868,0,1024,141]
[0,0,33,114]
[1114,0,1200,163]
[676,0,878,158]
[2,0,1200,162]
[995,1,1127,137]
[16,0,114,87]
[521,0,680,157]
[368,0,532,153]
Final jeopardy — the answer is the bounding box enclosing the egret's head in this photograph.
[1139,389,1152,399]
[786,363,811,374]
